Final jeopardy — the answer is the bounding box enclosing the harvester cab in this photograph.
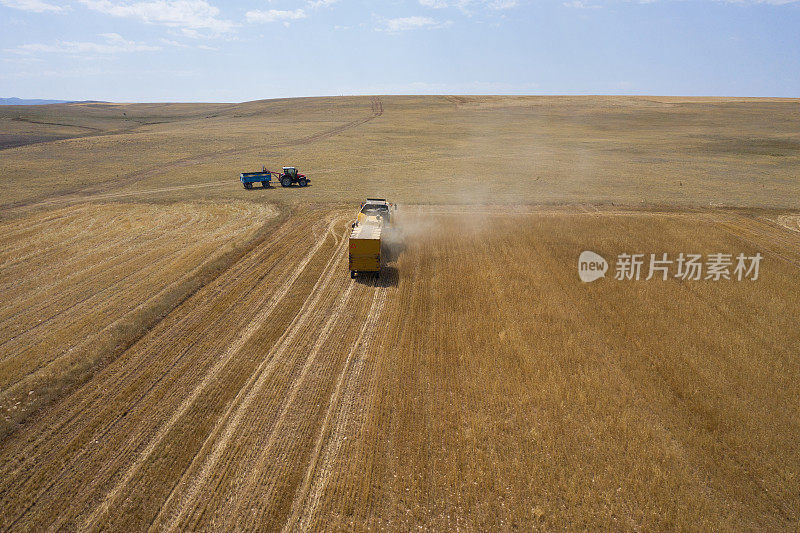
[357,198,392,226]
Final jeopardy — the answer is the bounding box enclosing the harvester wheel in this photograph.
[298,178,308,187]
[281,176,291,187]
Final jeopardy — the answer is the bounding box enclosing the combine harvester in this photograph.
[240,166,310,189]
[349,199,393,279]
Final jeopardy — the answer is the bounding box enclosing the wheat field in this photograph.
[0,96,798,530]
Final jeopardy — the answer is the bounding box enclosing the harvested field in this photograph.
[1,206,799,530]
[0,201,278,435]
[2,96,799,211]
[1,95,799,530]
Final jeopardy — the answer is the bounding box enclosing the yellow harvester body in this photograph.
[349,199,392,278]
[349,217,382,276]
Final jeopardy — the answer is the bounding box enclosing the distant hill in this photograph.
[0,97,108,105]
[1,97,69,105]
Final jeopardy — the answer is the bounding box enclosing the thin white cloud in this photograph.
[380,16,452,32]
[7,32,161,55]
[563,0,599,7]
[78,0,234,32]
[308,0,337,7]
[159,37,186,46]
[245,8,306,23]
[344,80,540,95]
[0,66,197,81]
[0,0,64,12]
[159,36,218,49]
[487,0,517,8]
[418,0,517,9]
[559,0,800,6]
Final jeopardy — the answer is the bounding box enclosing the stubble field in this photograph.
[0,96,798,530]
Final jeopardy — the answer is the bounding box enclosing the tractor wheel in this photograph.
[281,176,292,187]
[262,181,269,188]
[298,178,308,187]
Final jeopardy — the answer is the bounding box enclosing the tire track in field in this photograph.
[0,227,202,363]
[131,96,381,183]
[0,212,319,530]
[154,258,357,530]
[0,204,274,439]
[222,279,357,522]
[0,207,257,392]
[283,283,388,531]
[708,213,800,270]
[79,216,343,531]
[122,95,381,184]
[745,215,800,255]
[0,204,250,329]
[298,285,388,530]
[771,214,800,234]
[0,205,213,325]
[0,214,316,532]
[74,181,228,201]
[4,98,383,214]
[0,209,106,270]
[15,211,296,450]
[3,214,255,385]
[139,223,350,532]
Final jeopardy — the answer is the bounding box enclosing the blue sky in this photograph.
[1,0,798,101]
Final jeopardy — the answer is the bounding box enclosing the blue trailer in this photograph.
[240,170,272,189]
[240,166,310,189]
